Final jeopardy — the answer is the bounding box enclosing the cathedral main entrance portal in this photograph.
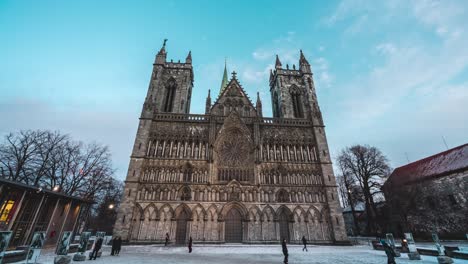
[176,210,189,244]
[279,211,290,242]
[224,208,243,243]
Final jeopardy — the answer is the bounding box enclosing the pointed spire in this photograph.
[299,49,309,65]
[275,55,282,69]
[186,51,192,64]
[205,89,211,114]
[219,58,229,95]
[155,39,168,64]
[299,49,311,73]
[158,39,168,55]
[256,92,263,117]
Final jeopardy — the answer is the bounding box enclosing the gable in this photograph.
[211,78,258,117]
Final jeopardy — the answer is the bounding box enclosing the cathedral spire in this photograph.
[275,55,282,69]
[158,39,167,55]
[299,50,311,73]
[256,91,263,117]
[205,89,211,114]
[299,50,309,65]
[186,50,192,64]
[219,58,229,95]
[155,39,168,65]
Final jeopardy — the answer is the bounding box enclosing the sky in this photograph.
[1,0,467,180]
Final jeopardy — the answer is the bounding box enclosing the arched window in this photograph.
[277,189,290,203]
[290,86,304,118]
[180,186,191,201]
[163,78,177,112]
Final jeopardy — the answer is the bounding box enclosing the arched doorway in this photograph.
[225,208,243,243]
[278,208,290,242]
[176,209,189,244]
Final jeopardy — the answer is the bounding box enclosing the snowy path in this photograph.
[36,244,468,264]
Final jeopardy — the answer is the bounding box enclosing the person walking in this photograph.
[115,236,122,256]
[165,233,170,246]
[110,236,116,256]
[382,240,397,264]
[89,237,103,260]
[282,238,288,264]
[188,236,193,253]
[302,235,308,252]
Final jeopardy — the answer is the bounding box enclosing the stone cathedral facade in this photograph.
[114,41,348,244]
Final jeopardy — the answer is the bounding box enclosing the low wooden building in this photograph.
[0,178,92,248]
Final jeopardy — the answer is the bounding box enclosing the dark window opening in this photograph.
[180,187,191,201]
[163,79,177,112]
[277,190,290,203]
[291,92,304,118]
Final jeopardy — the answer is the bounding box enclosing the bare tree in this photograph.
[0,130,117,201]
[337,145,391,235]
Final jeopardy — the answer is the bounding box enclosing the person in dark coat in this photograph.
[111,236,116,256]
[282,238,288,264]
[165,233,169,246]
[302,236,308,252]
[188,236,193,253]
[89,237,103,260]
[115,236,122,256]
[382,240,396,264]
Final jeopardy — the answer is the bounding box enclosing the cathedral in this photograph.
[114,40,348,244]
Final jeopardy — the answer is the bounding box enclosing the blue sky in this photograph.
[1,0,467,180]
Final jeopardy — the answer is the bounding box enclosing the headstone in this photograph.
[386,233,401,257]
[54,255,71,264]
[56,231,72,255]
[432,233,453,264]
[0,231,13,264]
[404,233,421,260]
[78,232,91,253]
[27,231,46,264]
[432,233,444,256]
[72,253,86,261]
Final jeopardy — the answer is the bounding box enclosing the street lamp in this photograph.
[53,186,60,192]
[108,204,115,209]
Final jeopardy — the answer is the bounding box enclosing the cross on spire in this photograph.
[232,71,237,79]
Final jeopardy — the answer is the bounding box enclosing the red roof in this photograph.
[385,143,468,188]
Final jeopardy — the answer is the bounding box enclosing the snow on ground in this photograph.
[36,244,468,264]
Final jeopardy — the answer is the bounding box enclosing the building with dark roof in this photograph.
[383,144,468,239]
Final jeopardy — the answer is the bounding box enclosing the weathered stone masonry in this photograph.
[114,41,348,244]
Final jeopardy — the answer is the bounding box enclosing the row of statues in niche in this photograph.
[259,172,323,185]
[146,139,208,160]
[138,187,327,204]
[140,168,209,183]
[260,144,317,162]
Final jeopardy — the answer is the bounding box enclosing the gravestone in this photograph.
[432,233,453,264]
[404,233,421,260]
[27,231,46,264]
[386,233,401,257]
[0,231,13,264]
[73,232,91,261]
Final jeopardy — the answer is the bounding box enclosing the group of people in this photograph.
[111,236,123,256]
[88,236,122,260]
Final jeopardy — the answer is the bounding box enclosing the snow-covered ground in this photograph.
[36,244,468,264]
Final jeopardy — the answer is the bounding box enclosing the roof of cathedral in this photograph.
[219,60,229,95]
[385,143,468,188]
[212,71,256,113]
